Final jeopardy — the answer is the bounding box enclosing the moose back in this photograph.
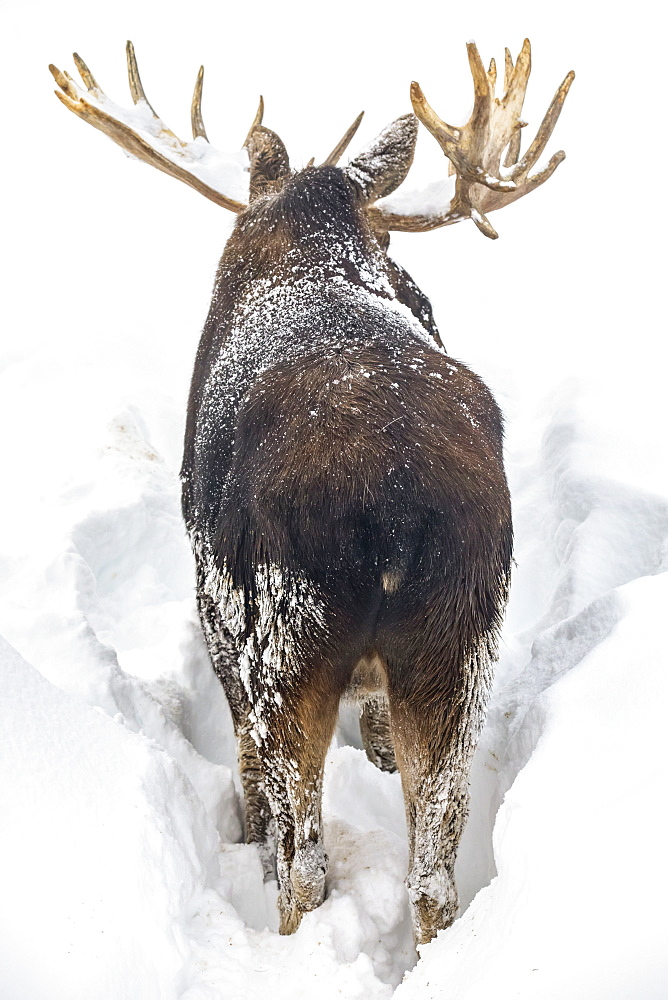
[51,40,572,943]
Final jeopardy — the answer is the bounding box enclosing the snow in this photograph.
[380,177,457,219]
[70,86,252,205]
[1,1,665,998]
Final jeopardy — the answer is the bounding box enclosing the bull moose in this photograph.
[50,41,573,943]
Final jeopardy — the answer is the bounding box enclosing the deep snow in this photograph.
[2,1,666,997]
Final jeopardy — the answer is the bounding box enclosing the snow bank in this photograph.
[0,637,215,1000]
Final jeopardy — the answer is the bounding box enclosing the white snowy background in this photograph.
[1,1,666,997]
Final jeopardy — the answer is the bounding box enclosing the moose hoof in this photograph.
[278,842,327,934]
[292,841,327,911]
[407,870,458,945]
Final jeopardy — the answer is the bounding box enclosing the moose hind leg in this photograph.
[257,673,342,935]
[404,750,470,944]
[389,680,488,945]
[196,588,273,860]
[360,695,397,772]
[237,729,275,875]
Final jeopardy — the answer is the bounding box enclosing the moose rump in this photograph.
[197,307,511,942]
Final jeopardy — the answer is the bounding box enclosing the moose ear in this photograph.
[343,113,418,203]
[248,125,291,201]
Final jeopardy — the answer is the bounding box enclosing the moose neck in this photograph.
[219,166,389,300]
[202,165,443,349]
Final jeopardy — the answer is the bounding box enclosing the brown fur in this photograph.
[181,128,512,943]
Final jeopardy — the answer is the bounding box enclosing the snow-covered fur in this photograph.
[180,130,512,943]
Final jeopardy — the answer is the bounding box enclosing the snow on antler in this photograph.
[49,41,253,210]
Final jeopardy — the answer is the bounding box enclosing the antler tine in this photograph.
[499,40,532,168]
[488,57,497,93]
[503,126,522,168]
[49,64,79,101]
[410,80,461,180]
[504,48,514,93]
[126,40,160,118]
[126,41,183,144]
[512,70,575,178]
[321,111,365,167]
[191,66,208,141]
[481,149,567,222]
[409,81,459,149]
[243,96,265,148]
[504,39,531,119]
[524,149,566,191]
[471,209,499,239]
[466,42,492,133]
[72,52,101,96]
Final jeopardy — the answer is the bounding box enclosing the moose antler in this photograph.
[49,42,258,212]
[321,111,365,167]
[371,39,574,239]
[50,39,572,236]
